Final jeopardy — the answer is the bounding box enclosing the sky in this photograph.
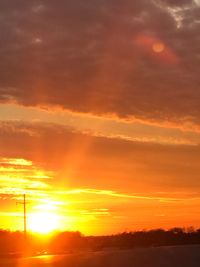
[0,0,200,235]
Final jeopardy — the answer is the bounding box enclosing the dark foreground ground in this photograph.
[1,244,200,267]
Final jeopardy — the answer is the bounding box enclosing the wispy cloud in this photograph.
[0,157,53,197]
[0,158,32,166]
[1,104,200,146]
[56,188,194,202]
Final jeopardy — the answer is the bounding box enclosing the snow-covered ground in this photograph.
[2,245,200,266]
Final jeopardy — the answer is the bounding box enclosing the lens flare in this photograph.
[152,42,165,53]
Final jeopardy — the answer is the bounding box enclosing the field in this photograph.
[1,244,200,267]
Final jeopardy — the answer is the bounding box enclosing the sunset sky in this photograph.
[0,0,200,235]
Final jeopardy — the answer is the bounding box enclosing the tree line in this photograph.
[1,228,200,256]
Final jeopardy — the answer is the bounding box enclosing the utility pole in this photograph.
[23,194,27,239]
[17,194,27,240]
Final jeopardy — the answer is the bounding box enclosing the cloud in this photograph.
[1,103,200,146]
[157,0,192,6]
[0,119,200,233]
[0,0,199,127]
[0,120,200,195]
[58,188,183,202]
[0,155,53,198]
[0,0,200,233]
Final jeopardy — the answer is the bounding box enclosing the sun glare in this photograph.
[28,212,60,234]
[28,201,61,234]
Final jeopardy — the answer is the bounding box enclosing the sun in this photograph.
[28,211,60,234]
[28,201,61,234]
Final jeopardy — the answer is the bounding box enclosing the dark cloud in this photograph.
[0,0,200,125]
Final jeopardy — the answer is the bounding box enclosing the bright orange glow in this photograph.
[28,211,60,234]
[28,202,61,234]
